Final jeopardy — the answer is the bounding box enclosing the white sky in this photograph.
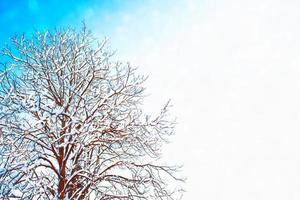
[86,0,300,199]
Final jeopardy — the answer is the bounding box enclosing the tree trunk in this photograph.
[58,161,66,199]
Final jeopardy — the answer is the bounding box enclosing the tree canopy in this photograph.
[0,27,183,199]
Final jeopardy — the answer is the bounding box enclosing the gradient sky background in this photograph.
[2,0,300,199]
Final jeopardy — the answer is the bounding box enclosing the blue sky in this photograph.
[0,0,138,45]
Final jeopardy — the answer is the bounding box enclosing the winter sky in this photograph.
[2,0,300,199]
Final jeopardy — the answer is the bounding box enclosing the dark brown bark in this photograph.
[58,163,66,199]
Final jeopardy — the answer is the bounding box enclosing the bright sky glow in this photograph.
[2,0,300,199]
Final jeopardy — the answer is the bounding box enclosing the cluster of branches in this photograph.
[0,27,183,199]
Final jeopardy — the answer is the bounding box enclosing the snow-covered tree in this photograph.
[0,27,183,199]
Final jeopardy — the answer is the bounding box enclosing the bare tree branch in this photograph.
[0,27,184,199]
